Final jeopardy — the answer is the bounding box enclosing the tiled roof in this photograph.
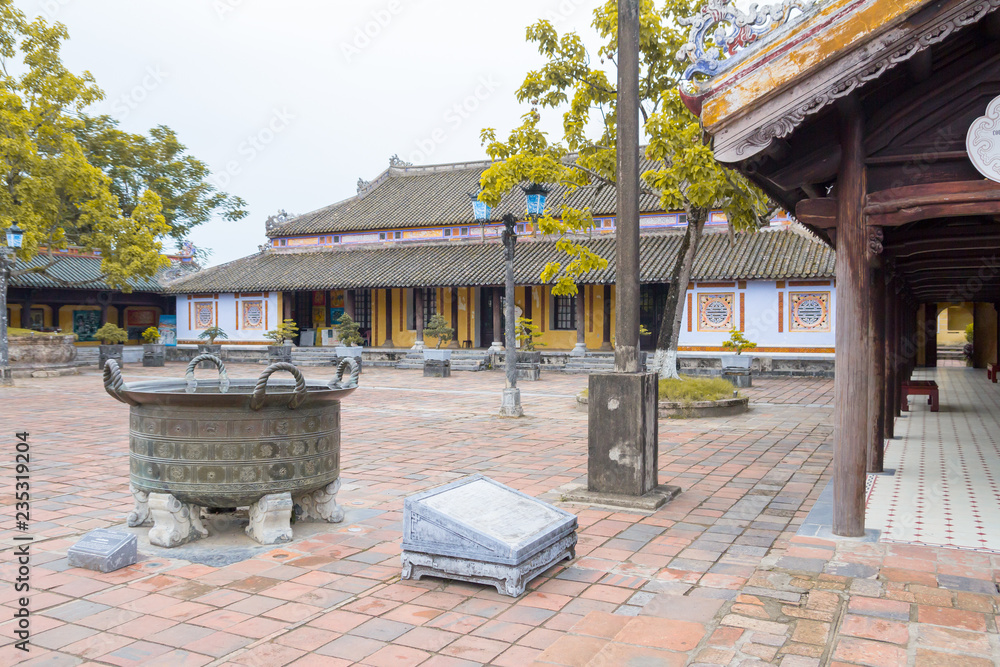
[164,226,834,294]
[11,253,166,292]
[270,159,664,237]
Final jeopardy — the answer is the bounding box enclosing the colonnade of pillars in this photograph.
[283,286,613,350]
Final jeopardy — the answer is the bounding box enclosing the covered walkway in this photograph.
[868,367,1000,553]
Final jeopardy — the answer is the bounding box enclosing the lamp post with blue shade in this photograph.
[1,223,24,386]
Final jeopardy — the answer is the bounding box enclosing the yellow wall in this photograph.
[937,303,973,345]
[59,305,118,346]
[8,304,54,329]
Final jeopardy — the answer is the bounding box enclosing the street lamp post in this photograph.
[470,185,548,418]
[1,223,25,387]
[499,213,521,417]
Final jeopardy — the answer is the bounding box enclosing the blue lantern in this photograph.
[5,222,23,249]
[469,192,491,221]
[522,183,549,217]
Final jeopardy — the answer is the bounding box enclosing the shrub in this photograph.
[264,319,299,344]
[140,326,161,344]
[95,323,128,345]
[722,328,757,355]
[424,314,454,348]
[198,326,228,345]
[965,323,974,343]
[335,313,364,346]
[515,317,545,351]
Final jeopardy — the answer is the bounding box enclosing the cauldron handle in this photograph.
[185,354,231,394]
[251,362,307,410]
[103,359,140,406]
[330,358,360,389]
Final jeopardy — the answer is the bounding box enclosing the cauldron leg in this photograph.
[148,493,208,548]
[293,479,345,523]
[127,484,153,527]
[247,492,293,545]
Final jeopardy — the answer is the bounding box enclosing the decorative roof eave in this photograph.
[689,0,998,164]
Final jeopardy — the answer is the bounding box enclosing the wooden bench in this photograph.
[989,362,998,383]
[901,380,939,412]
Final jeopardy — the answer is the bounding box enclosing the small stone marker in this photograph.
[67,529,138,573]
[401,475,577,597]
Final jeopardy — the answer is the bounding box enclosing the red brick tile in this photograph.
[315,635,385,661]
[614,616,706,651]
[914,649,995,666]
[917,606,987,632]
[840,614,909,644]
[587,642,686,667]
[536,635,609,666]
[361,644,430,667]
[439,635,509,663]
[833,637,907,667]
[233,642,306,667]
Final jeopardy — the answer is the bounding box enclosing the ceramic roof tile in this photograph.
[164,227,834,294]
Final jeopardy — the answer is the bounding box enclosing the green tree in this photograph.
[0,1,244,287]
[477,0,773,379]
[74,115,247,252]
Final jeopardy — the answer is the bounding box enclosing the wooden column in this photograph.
[100,303,109,326]
[19,291,33,329]
[833,101,869,538]
[884,284,897,440]
[868,260,886,473]
[925,304,937,367]
[344,290,355,319]
[449,287,460,348]
[601,286,612,350]
[995,302,1000,367]
[383,289,394,348]
[415,288,425,346]
[492,287,502,346]
[282,292,293,321]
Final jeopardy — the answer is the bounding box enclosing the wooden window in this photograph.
[553,294,576,330]
[354,290,372,331]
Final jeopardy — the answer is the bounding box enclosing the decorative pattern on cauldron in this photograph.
[103,354,359,547]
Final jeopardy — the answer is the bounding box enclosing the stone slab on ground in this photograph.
[67,529,138,573]
[401,475,577,596]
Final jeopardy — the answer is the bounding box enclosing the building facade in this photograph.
[165,159,837,356]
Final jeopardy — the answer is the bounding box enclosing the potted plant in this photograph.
[264,319,299,362]
[421,314,455,377]
[721,328,757,370]
[334,313,364,360]
[95,323,128,368]
[515,317,544,380]
[197,326,228,367]
[141,326,165,367]
[422,314,455,361]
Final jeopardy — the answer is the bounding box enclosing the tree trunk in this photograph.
[650,207,706,379]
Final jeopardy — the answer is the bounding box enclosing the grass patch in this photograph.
[658,376,737,404]
[581,375,738,405]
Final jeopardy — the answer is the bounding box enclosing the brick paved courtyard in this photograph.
[1,364,997,666]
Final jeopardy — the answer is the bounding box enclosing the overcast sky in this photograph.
[16,0,608,266]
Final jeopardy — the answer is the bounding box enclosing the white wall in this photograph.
[175,292,280,344]
[678,280,835,352]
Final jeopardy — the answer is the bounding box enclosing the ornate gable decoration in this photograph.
[967,95,1000,183]
[678,0,810,95]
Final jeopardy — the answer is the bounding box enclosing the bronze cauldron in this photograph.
[103,354,359,547]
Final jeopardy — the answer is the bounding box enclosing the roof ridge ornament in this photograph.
[678,0,810,95]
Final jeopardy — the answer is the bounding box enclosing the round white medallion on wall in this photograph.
[967,95,1000,183]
